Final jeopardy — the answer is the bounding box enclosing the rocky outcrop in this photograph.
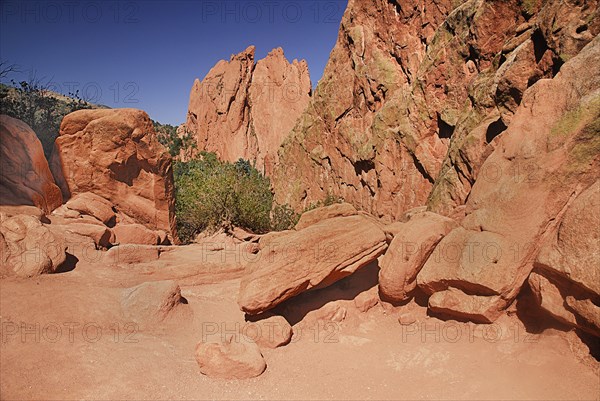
[50,109,177,241]
[238,214,387,314]
[0,115,62,213]
[416,36,600,323]
[530,180,600,336]
[195,338,267,379]
[185,46,311,175]
[272,0,599,220]
[0,214,66,277]
[112,223,161,246]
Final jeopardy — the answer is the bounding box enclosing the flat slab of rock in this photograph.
[113,223,160,245]
[195,339,266,380]
[238,215,387,314]
[60,223,114,248]
[0,206,45,220]
[294,202,357,230]
[65,192,116,226]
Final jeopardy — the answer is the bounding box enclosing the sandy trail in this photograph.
[1,246,598,400]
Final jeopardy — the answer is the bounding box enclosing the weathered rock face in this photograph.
[0,214,66,277]
[530,180,600,336]
[185,46,311,175]
[238,214,387,315]
[273,0,599,220]
[427,0,600,217]
[50,109,177,240]
[294,202,357,230]
[0,115,62,213]
[112,223,161,246]
[416,36,600,323]
[64,192,116,226]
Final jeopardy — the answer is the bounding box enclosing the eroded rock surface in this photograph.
[238,214,387,314]
[195,338,267,380]
[185,46,311,175]
[0,214,66,277]
[273,0,599,221]
[0,115,62,213]
[50,109,177,240]
[417,36,600,323]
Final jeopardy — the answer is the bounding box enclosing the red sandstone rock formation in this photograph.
[50,108,177,241]
[416,36,600,323]
[185,46,311,175]
[273,0,599,221]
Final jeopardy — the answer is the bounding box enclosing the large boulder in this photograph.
[0,115,62,213]
[195,338,266,380]
[530,180,600,336]
[379,212,456,302]
[185,46,311,175]
[50,108,176,240]
[0,214,66,277]
[238,214,387,314]
[417,36,600,323]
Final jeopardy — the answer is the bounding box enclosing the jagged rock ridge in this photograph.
[272,0,599,220]
[185,46,312,175]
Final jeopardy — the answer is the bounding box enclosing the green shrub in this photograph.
[302,192,344,213]
[270,203,300,231]
[0,80,92,158]
[174,153,273,243]
[153,120,197,160]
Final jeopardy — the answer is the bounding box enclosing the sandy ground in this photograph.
[1,245,598,400]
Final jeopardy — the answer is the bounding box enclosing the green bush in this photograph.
[0,80,91,158]
[302,192,344,213]
[270,203,300,232]
[174,153,273,243]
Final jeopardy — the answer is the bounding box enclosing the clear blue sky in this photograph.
[0,0,346,125]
